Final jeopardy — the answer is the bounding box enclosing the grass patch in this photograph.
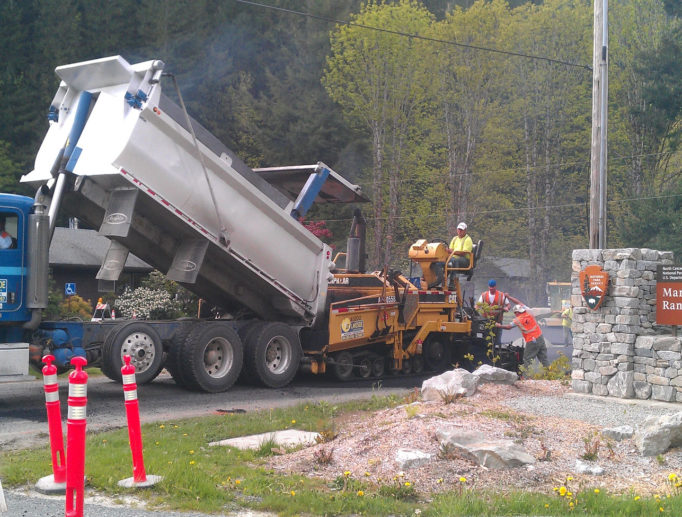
[2,393,682,515]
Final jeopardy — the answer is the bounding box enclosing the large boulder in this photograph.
[436,428,535,469]
[472,364,518,385]
[634,412,682,456]
[421,368,479,401]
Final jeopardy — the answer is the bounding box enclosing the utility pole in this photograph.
[589,0,608,249]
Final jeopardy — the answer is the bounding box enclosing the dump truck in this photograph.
[0,56,503,392]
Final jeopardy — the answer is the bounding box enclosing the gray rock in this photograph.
[437,428,535,469]
[472,364,518,385]
[602,425,634,441]
[634,412,682,456]
[607,371,634,398]
[421,368,480,401]
[633,381,652,400]
[575,459,605,475]
[395,448,431,470]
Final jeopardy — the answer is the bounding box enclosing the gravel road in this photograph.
[2,489,273,517]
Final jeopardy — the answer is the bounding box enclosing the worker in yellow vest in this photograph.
[561,305,573,346]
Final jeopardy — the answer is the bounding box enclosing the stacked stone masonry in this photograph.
[571,248,681,402]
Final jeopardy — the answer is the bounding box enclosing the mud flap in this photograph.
[167,239,209,283]
[99,188,138,237]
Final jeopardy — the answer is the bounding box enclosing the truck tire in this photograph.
[331,351,354,381]
[236,320,261,384]
[181,322,243,393]
[166,321,197,388]
[423,337,452,373]
[244,322,301,388]
[101,322,164,384]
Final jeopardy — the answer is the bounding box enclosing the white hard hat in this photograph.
[457,222,467,230]
[513,304,526,313]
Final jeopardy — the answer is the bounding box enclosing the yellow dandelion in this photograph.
[235,480,241,485]
[559,486,567,497]
[553,487,559,492]
[155,441,160,445]
[544,504,549,509]
[189,450,195,454]
[159,424,165,429]
[344,470,351,477]
[183,433,188,436]
[659,507,664,512]
[189,460,195,465]
[594,488,600,494]
[290,490,296,497]
[168,461,172,464]
[459,477,467,483]
[567,491,573,497]
[634,496,641,501]
[437,478,443,484]
[569,502,574,508]
[365,471,370,477]
[291,419,296,424]
[102,439,107,443]
[566,476,573,481]
[655,494,661,499]
[669,473,678,481]
[405,482,411,487]
[357,490,364,497]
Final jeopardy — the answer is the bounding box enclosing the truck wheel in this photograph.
[181,322,243,392]
[244,322,301,388]
[102,322,164,384]
[371,355,385,377]
[331,351,354,381]
[423,338,452,372]
[166,322,197,388]
[236,320,261,384]
[355,357,372,378]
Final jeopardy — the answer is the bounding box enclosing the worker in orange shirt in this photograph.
[496,304,549,370]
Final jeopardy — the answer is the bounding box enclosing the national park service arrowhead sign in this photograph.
[579,265,609,310]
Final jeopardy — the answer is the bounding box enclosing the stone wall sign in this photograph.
[657,265,682,325]
[579,264,609,310]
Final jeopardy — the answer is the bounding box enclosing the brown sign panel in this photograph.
[579,265,609,310]
[656,265,682,325]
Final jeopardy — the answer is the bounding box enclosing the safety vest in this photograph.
[478,290,507,318]
[514,312,542,342]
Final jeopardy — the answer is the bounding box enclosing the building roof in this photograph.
[50,228,152,271]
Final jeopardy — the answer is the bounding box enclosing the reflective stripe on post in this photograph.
[65,356,88,517]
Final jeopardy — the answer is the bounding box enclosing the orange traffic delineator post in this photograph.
[65,356,88,517]
[117,355,162,488]
[35,355,67,495]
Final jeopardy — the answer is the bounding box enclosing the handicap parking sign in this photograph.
[65,283,77,296]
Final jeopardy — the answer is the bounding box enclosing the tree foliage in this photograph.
[0,0,679,305]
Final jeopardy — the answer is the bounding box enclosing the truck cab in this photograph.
[0,194,33,325]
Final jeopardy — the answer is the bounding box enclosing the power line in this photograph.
[344,150,677,191]
[315,191,682,224]
[234,0,592,72]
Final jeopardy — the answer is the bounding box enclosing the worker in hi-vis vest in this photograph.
[496,304,549,370]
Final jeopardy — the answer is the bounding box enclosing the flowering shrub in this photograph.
[114,286,182,319]
[58,295,93,320]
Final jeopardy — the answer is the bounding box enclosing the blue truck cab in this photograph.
[0,193,34,326]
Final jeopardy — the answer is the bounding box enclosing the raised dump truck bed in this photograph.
[22,56,356,326]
